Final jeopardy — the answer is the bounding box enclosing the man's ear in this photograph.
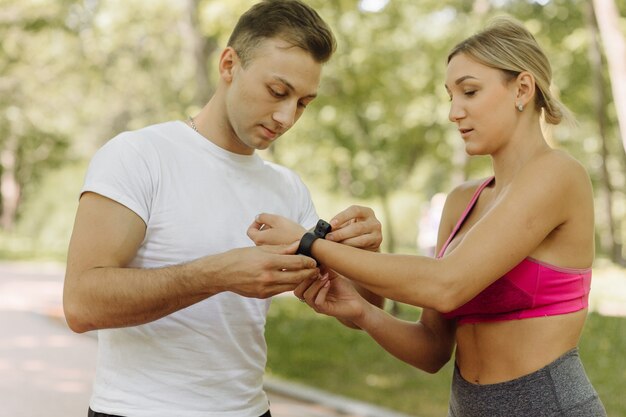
[219,47,239,83]
[515,71,535,108]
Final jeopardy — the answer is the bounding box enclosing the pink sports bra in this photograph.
[437,177,591,324]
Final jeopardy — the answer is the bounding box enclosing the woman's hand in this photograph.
[327,205,382,252]
[294,269,369,325]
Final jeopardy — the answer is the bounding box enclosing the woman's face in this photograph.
[445,53,519,156]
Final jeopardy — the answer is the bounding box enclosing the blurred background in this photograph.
[0,0,625,416]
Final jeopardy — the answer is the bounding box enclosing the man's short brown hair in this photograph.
[227,0,336,66]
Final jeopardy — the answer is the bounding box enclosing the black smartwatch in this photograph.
[296,219,331,260]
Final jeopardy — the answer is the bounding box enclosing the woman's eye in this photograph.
[464,90,476,97]
[270,88,286,98]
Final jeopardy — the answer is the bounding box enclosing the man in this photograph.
[64,1,382,417]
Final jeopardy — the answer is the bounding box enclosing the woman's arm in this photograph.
[299,274,455,373]
[358,306,456,373]
[293,194,461,372]
[306,155,591,312]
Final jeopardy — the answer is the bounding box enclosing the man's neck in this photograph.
[190,95,255,156]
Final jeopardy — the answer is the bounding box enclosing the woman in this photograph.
[248,17,606,416]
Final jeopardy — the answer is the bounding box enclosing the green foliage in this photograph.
[2,0,625,258]
[266,298,626,417]
[277,0,457,201]
[0,0,79,226]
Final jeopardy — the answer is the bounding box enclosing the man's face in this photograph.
[223,38,323,155]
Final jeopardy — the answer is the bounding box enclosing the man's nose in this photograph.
[272,100,298,129]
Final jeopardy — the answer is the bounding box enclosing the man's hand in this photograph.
[207,241,319,299]
[326,205,382,252]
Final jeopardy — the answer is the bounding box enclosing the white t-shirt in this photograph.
[82,121,318,417]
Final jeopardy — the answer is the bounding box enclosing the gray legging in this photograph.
[448,348,607,417]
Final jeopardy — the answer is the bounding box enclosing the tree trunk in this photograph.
[183,0,218,105]
[0,134,20,231]
[592,0,626,154]
[589,1,626,264]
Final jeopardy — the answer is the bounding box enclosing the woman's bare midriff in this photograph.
[454,309,588,385]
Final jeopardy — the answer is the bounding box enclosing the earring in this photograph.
[517,103,524,112]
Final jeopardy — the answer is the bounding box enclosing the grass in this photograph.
[266,298,626,417]
[580,312,626,415]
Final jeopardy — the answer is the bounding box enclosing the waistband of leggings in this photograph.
[453,347,579,391]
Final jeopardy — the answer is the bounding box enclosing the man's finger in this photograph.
[276,268,320,287]
[269,251,319,273]
[280,240,302,255]
[294,277,314,300]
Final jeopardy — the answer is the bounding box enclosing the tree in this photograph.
[0,0,76,230]
[593,0,626,155]
[588,0,626,264]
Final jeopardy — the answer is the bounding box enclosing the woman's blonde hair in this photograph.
[447,16,572,125]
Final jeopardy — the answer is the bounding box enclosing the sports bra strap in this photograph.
[436,176,495,259]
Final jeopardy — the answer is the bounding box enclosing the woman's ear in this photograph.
[219,47,239,83]
[515,71,536,109]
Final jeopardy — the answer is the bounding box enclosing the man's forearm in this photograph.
[63,258,220,333]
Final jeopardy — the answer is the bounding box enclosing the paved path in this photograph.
[0,261,411,417]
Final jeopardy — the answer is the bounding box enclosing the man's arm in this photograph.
[63,192,319,333]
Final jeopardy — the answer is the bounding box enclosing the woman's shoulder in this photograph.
[536,149,587,171]
[518,149,591,194]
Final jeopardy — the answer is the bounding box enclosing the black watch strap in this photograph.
[296,231,319,258]
[296,219,331,260]
[311,219,331,239]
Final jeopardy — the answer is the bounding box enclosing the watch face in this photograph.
[314,219,332,237]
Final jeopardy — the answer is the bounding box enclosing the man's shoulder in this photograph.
[103,121,183,150]
[122,120,183,141]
